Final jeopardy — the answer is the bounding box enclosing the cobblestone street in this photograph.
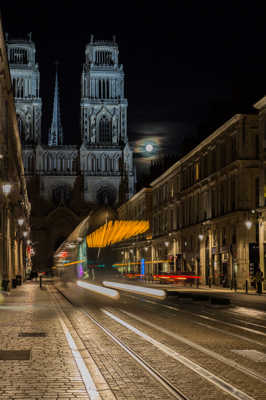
[0,282,95,400]
[0,279,266,400]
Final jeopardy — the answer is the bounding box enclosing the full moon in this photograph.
[145,143,154,152]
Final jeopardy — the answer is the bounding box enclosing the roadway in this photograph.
[54,279,266,400]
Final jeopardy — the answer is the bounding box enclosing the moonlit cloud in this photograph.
[128,120,196,173]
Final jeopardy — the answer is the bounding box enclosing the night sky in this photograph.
[1,2,266,173]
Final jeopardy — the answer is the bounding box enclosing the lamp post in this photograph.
[1,182,12,291]
[246,209,263,288]
[197,233,203,287]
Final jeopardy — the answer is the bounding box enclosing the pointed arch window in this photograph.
[17,115,25,142]
[28,155,35,172]
[99,116,112,144]
[91,156,96,172]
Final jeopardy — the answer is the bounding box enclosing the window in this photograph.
[170,209,173,231]
[212,149,216,172]
[195,162,199,181]
[17,115,25,142]
[222,228,226,246]
[176,206,179,229]
[220,142,226,168]
[255,135,259,159]
[220,183,224,215]
[204,156,208,177]
[211,189,216,218]
[231,136,237,161]
[99,116,112,143]
[231,176,235,210]
[255,177,260,208]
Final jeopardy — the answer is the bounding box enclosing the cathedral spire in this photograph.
[48,62,63,146]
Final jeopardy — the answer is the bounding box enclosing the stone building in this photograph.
[6,34,135,270]
[117,105,266,289]
[0,16,31,290]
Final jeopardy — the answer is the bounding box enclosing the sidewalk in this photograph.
[0,281,90,400]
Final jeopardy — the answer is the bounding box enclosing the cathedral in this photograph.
[6,33,136,270]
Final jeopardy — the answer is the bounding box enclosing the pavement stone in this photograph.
[0,282,91,399]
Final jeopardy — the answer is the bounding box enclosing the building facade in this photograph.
[117,107,266,289]
[6,35,135,270]
[0,18,31,290]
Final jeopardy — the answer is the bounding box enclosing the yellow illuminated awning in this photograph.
[86,220,149,248]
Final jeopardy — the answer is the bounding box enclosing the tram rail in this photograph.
[50,284,265,400]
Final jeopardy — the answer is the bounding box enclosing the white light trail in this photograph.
[102,281,166,300]
[77,280,120,300]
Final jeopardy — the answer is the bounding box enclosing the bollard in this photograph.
[234,279,237,292]
[208,277,211,288]
[39,275,42,289]
[245,280,248,294]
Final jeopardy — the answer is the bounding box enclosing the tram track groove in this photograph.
[54,285,261,400]
[126,295,266,348]
[117,308,266,385]
[54,285,190,400]
[118,293,266,397]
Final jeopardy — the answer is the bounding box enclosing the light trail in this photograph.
[102,281,166,300]
[76,280,120,300]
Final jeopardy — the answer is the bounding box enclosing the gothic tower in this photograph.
[80,35,135,204]
[6,33,42,144]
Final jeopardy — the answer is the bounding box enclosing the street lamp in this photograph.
[245,220,252,230]
[18,218,24,226]
[2,183,12,196]
[23,231,28,238]
[198,234,204,241]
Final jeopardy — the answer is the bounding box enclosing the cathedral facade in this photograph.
[6,34,136,270]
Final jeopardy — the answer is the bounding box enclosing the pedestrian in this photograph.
[254,269,264,295]
[88,264,95,281]
[91,265,95,280]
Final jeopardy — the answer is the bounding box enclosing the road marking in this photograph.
[59,316,101,400]
[195,314,266,337]
[79,308,188,399]
[102,309,255,400]
[232,350,266,363]
[231,318,266,330]
[52,286,116,400]
[227,307,266,320]
[125,295,266,348]
[194,321,266,348]
[118,309,266,384]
